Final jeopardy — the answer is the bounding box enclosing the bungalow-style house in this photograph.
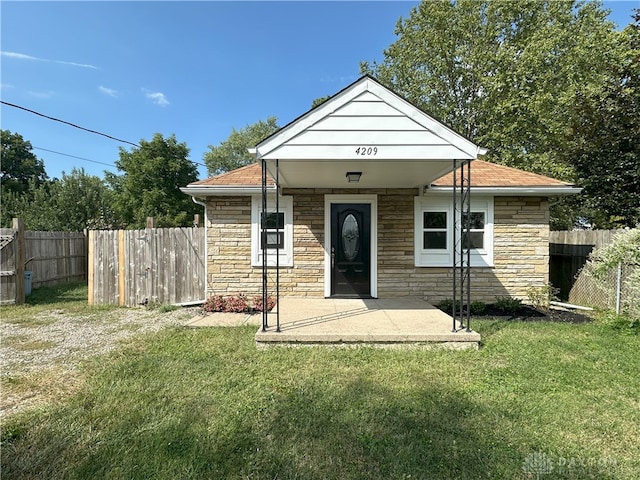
[182,76,579,311]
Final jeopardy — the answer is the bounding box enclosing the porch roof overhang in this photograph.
[249,76,486,189]
[180,185,275,197]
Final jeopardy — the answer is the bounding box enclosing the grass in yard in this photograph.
[2,335,56,351]
[0,282,119,325]
[2,316,638,480]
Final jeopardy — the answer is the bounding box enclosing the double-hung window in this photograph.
[251,196,293,267]
[414,196,493,267]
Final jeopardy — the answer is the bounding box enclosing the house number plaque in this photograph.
[355,146,378,156]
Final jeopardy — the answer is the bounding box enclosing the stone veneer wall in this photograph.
[206,193,325,297]
[206,192,549,302]
[377,192,549,303]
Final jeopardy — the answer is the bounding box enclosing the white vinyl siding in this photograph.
[260,87,476,161]
[414,196,494,267]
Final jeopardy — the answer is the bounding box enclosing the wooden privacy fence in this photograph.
[88,227,205,306]
[1,218,87,305]
[26,230,87,288]
[549,230,630,309]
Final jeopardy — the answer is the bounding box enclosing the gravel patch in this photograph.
[1,306,201,418]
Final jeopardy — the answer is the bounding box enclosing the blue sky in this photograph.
[1,1,637,181]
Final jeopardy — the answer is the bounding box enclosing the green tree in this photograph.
[106,133,199,228]
[360,0,621,182]
[1,130,48,193]
[203,117,280,176]
[1,169,114,230]
[311,96,331,109]
[558,11,640,229]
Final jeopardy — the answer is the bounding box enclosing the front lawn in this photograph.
[2,318,638,479]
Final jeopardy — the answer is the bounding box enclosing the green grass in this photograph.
[2,317,638,479]
[2,335,56,351]
[0,282,119,326]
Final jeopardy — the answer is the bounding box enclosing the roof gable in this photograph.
[254,75,484,161]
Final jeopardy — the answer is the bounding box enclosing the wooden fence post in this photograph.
[87,230,94,304]
[146,217,156,228]
[118,230,126,306]
[12,218,25,305]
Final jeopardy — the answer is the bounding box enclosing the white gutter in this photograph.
[191,196,208,303]
[425,186,582,196]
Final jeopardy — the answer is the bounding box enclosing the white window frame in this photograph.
[414,196,494,267]
[251,195,293,267]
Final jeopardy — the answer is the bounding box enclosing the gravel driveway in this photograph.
[1,306,201,419]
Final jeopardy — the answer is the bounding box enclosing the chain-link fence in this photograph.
[569,262,638,312]
[550,230,639,316]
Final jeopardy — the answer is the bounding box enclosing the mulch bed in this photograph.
[439,304,593,324]
[481,305,592,324]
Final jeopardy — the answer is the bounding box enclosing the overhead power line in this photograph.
[2,100,208,168]
[33,147,116,168]
[1,100,139,147]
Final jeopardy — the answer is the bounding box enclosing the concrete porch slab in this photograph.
[255,297,480,349]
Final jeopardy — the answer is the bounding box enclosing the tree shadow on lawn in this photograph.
[2,335,618,480]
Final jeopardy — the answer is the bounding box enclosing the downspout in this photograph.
[192,196,208,303]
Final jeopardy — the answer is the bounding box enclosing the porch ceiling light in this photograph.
[346,172,362,183]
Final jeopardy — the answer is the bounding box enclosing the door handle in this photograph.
[331,247,335,268]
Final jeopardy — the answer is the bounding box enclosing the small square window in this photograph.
[462,231,484,249]
[424,231,447,249]
[261,212,284,230]
[424,212,447,229]
[462,212,485,230]
[261,231,284,249]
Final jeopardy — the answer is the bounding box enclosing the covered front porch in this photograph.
[256,297,480,349]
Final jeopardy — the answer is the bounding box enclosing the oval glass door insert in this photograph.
[342,214,360,261]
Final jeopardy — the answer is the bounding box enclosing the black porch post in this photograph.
[275,159,280,332]
[261,157,268,331]
[452,159,458,332]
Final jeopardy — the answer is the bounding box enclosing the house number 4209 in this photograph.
[355,146,378,156]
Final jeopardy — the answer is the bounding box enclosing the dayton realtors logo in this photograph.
[522,451,617,478]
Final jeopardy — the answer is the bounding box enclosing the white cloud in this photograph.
[27,90,54,99]
[144,90,169,106]
[99,85,118,98]
[0,83,14,89]
[1,50,98,69]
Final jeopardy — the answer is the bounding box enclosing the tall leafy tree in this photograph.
[361,0,622,182]
[203,117,280,176]
[1,169,114,230]
[558,11,640,229]
[1,130,48,193]
[106,133,199,228]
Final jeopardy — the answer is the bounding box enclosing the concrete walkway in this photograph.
[188,297,480,349]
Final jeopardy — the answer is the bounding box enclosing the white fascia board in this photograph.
[425,186,583,196]
[180,186,276,197]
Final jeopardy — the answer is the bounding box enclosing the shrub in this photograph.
[437,298,460,314]
[494,296,523,315]
[202,294,276,313]
[203,295,226,313]
[253,295,276,312]
[469,300,487,315]
[224,293,249,313]
[527,283,559,311]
